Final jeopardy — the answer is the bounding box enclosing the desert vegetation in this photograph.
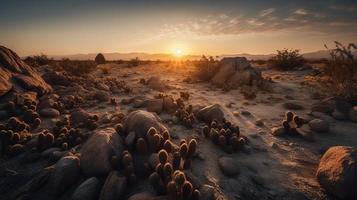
[323,42,357,101]
[268,48,305,70]
[193,55,219,81]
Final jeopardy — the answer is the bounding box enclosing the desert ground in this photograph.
[0,46,356,200]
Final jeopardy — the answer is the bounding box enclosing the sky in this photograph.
[0,0,356,56]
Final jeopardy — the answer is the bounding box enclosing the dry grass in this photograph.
[268,49,305,70]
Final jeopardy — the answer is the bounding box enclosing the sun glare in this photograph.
[174,48,183,57]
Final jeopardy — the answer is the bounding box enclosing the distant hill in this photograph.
[23,50,356,61]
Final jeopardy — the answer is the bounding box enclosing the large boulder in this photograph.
[71,177,101,200]
[80,128,124,175]
[316,146,357,199]
[309,119,329,133]
[49,156,81,195]
[99,171,127,200]
[196,104,225,123]
[0,46,52,96]
[146,99,163,114]
[147,76,167,91]
[42,71,71,86]
[124,110,168,138]
[211,57,263,87]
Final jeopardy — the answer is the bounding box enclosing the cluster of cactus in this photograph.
[176,139,197,170]
[0,124,29,156]
[145,127,171,153]
[110,97,118,106]
[180,92,190,101]
[37,130,55,151]
[281,111,306,135]
[202,119,245,153]
[53,116,84,150]
[4,94,42,130]
[149,168,200,200]
[121,151,137,185]
[174,105,195,128]
[6,117,29,132]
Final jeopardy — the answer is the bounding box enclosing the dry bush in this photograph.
[128,57,140,67]
[193,55,220,81]
[100,66,111,74]
[24,54,53,67]
[268,49,305,70]
[324,41,357,101]
[59,58,96,76]
[95,53,106,64]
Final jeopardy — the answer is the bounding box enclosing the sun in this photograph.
[173,48,183,57]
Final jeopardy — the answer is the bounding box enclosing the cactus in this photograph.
[187,139,197,158]
[172,151,181,170]
[203,125,210,137]
[218,135,226,148]
[128,173,137,185]
[183,159,191,170]
[167,180,179,200]
[192,189,201,200]
[180,143,188,158]
[12,133,21,144]
[8,144,25,156]
[210,128,219,144]
[163,162,173,177]
[182,181,193,199]
[61,142,68,150]
[147,127,157,136]
[163,130,170,141]
[159,149,168,164]
[152,134,161,152]
[173,170,186,187]
[136,137,148,154]
[115,123,124,135]
[32,118,41,129]
[149,171,160,186]
[282,120,290,131]
[163,140,172,153]
[122,152,133,167]
[285,111,294,122]
[293,115,304,128]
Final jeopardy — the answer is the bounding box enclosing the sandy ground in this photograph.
[88,62,357,200]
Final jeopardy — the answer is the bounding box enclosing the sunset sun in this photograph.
[173,48,183,57]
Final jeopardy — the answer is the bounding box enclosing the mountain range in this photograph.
[28,50,354,61]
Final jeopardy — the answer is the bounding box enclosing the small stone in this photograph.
[39,108,60,118]
[271,127,286,136]
[309,119,329,133]
[332,110,347,120]
[255,119,264,127]
[218,156,239,176]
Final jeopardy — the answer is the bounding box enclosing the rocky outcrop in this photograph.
[0,46,52,96]
[212,57,264,88]
[124,110,167,138]
[196,104,225,123]
[316,146,357,199]
[80,128,124,175]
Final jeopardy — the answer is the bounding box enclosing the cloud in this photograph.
[259,8,275,17]
[294,9,308,15]
[155,3,357,38]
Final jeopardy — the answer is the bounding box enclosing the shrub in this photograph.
[24,54,53,67]
[324,41,357,101]
[193,55,220,81]
[95,53,106,65]
[59,58,96,76]
[128,57,140,67]
[268,49,305,70]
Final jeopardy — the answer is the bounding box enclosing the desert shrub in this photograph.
[193,55,220,81]
[100,66,111,74]
[24,54,53,66]
[128,57,140,67]
[268,49,305,70]
[59,58,96,76]
[324,41,357,100]
[95,53,106,64]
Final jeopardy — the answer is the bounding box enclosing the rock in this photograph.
[196,104,225,123]
[349,106,357,122]
[41,147,61,157]
[96,83,110,91]
[163,96,177,112]
[148,153,159,169]
[71,177,101,200]
[271,127,286,136]
[146,99,163,114]
[316,146,357,199]
[128,192,155,200]
[94,90,110,102]
[0,46,52,96]
[147,76,167,91]
[332,110,347,120]
[218,156,239,176]
[39,108,60,118]
[99,171,127,200]
[42,71,71,86]
[283,101,304,110]
[71,108,92,125]
[124,110,167,138]
[309,119,329,133]
[49,156,80,195]
[200,184,215,200]
[255,119,264,127]
[80,128,124,175]
[296,126,315,142]
[125,131,136,147]
[241,110,251,116]
[212,57,263,87]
